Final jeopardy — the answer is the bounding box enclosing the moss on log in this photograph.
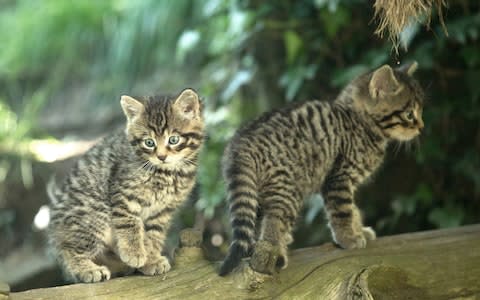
[10,225,480,300]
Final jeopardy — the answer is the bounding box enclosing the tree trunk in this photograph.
[8,225,480,300]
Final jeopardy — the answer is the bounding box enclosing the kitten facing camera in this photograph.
[219,63,425,276]
[47,89,204,283]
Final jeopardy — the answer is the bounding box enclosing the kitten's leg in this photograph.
[58,248,111,283]
[111,193,147,268]
[250,215,292,274]
[138,208,173,275]
[50,206,112,283]
[250,189,298,274]
[323,174,375,249]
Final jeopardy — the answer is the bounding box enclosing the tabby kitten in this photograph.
[48,89,204,283]
[219,63,424,276]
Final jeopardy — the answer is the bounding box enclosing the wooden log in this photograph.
[0,281,9,300]
[10,225,480,300]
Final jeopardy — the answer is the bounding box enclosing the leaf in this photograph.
[284,30,303,65]
[412,42,435,69]
[428,206,464,228]
[461,47,480,68]
[176,30,201,63]
[391,195,416,217]
[221,69,254,101]
[320,6,350,38]
[280,64,318,101]
[331,65,369,87]
[414,184,433,206]
[314,0,340,12]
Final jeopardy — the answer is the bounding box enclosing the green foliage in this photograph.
[0,0,197,109]
[0,0,197,182]
[0,1,111,79]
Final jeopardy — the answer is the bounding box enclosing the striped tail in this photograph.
[219,161,259,276]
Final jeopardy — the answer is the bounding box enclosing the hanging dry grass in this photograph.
[373,0,448,50]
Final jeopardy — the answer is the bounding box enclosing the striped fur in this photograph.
[48,89,204,283]
[219,64,424,275]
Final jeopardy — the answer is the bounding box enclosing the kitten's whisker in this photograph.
[132,161,146,174]
[392,142,401,157]
[182,158,197,166]
[145,161,152,174]
[139,161,150,173]
[147,161,157,174]
[130,160,151,177]
[404,141,412,154]
[414,137,421,154]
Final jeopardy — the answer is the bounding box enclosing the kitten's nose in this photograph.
[157,155,167,161]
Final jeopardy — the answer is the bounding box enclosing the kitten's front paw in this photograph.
[74,266,111,283]
[117,245,147,268]
[362,226,376,241]
[139,256,171,275]
[250,240,288,275]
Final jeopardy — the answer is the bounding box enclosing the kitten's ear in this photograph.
[369,65,403,100]
[173,88,201,119]
[396,61,418,76]
[120,95,144,120]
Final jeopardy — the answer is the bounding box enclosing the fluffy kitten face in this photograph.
[382,100,423,141]
[121,89,204,167]
[352,63,425,142]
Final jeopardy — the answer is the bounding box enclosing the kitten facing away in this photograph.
[219,63,424,276]
[47,88,205,283]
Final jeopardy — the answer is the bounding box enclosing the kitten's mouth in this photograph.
[411,129,422,139]
[388,127,422,142]
[151,158,179,167]
[397,132,420,141]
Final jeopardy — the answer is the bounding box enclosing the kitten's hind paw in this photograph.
[250,240,288,275]
[139,256,171,275]
[334,226,376,249]
[334,231,367,249]
[75,266,111,283]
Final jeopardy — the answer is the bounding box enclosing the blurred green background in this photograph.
[0,0,478,291]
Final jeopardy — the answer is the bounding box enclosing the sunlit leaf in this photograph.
[284,30,303,65]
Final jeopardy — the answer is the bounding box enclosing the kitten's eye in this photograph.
[144,138,156,148]
[405,111,415,121]
[168,135,180,145]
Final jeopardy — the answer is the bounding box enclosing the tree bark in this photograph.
[8,225,480,300]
